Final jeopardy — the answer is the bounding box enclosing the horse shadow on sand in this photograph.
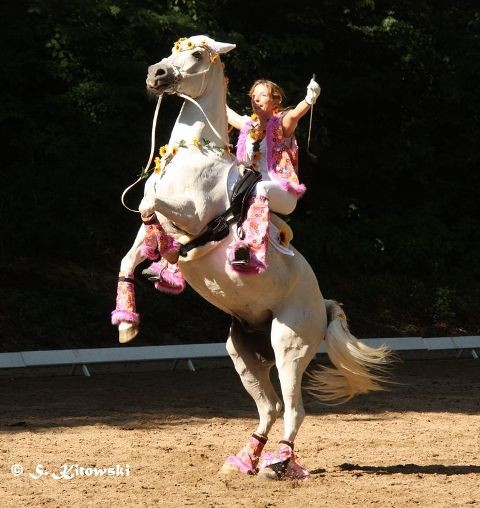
[329,463,480,476]
[0,357,479,434]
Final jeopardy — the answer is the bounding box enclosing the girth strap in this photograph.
[179,168,261,257]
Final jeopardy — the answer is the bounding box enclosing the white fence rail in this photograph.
[0,336,478,376]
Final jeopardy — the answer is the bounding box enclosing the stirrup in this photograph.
[229,244,251,266]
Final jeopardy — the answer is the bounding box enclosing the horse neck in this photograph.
[170,63,228,147]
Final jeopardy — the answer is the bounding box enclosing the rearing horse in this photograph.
[113,35,391,480]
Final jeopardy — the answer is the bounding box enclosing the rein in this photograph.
[121,94,163,213]
[178,93,229,147]
[120,48,251,257]
[120,54,227,213]
[306,73,317,161]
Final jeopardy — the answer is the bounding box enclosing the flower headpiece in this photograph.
[172,35,236,58]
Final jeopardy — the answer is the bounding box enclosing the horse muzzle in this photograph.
[146,59,178,94]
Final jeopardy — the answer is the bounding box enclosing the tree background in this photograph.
[1,0,479,351]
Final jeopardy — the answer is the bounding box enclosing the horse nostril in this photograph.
[155,67,167,78]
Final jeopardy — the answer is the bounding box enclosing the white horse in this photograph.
[114,35,392,480]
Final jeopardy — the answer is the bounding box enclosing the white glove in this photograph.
[305,78,321,105]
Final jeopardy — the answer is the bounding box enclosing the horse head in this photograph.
[140,35,238,238]
[146,35,235,98]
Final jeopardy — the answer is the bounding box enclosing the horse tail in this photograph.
[305,299,393,404]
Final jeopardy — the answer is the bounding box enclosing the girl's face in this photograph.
[250,84,279,118]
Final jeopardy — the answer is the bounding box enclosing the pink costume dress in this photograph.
[229,113,306,273]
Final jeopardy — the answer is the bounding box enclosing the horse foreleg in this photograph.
[112,225,148,343]
[221,321,282,476]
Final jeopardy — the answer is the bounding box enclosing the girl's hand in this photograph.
[305,79,321,105]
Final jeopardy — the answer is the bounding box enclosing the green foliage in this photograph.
[432,287,456,323]
[1,0,479,349]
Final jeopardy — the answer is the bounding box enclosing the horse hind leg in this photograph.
[220,319,282,476]
[258,315,322,480]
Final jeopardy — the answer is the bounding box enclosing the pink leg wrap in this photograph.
[229,195,269,274]
[111,277,140,325]
[141,215,180,261]
[223,434,267,475]
[259,441,310,480]
[146,259,186,295]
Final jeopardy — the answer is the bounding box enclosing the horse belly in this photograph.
[179,243,319,327]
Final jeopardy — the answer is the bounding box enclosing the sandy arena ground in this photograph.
[1,357,479,507]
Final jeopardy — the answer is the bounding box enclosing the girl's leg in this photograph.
[256,181,297,216]
[229,181,297,273]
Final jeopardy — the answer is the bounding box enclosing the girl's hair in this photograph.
[248,79,286,107]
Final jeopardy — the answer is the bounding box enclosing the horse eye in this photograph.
[192,51,203,59]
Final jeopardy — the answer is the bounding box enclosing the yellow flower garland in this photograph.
[145,137,232,178]
[173,37,209,53]
[247,114,266,169]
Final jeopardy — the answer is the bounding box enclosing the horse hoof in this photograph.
[257,459,290,481]
[118,322,139,344]
[219,463,239,476]
[219,463,257,476]
[257,468,283,481]
[142,267,160,280]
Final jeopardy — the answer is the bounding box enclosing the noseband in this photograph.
[165,49,215,98]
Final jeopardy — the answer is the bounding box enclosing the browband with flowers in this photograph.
[171,35,236,58]
[173,37,210,53]
[172,38,219,63]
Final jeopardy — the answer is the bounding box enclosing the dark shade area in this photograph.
[1,0,479,351]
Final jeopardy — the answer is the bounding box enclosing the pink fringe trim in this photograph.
[111,309,140,326]
[140,244,160,261]
[278,179,307,198]
[147,261,186,295]
[235,120,252,162]
[154,276,185,295]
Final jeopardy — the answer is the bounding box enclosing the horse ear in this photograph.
[190,35,236,55]
[213,41,236,54]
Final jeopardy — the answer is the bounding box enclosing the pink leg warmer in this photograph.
[141,214,180,261]
[145,259,186,295]
[111,276,140,325]
[229,195,269,274]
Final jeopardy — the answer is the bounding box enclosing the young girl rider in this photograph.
[226,77,321,272]
[140,77,321,290]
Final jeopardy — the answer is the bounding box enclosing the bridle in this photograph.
[121,47,228,213]
[167,49,230,145]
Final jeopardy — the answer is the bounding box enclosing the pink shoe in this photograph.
[221,434,267,475]
[258,441,310,480]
